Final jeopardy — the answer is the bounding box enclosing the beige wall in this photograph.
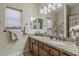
[57,8,64,35]
[0,3,78,56]
[0,3,38,56]
[0,3,54,56]
[37,4,56,35]
[56,4,71,37]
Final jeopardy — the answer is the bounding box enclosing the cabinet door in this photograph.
[43,44,51,52]
[39,48,49,56]
[29,39,32,52]
[32,44,38,56]
[50,48,59,56]
[60,52,70,56]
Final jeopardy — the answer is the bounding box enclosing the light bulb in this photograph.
[48,8,51,12]
[40,9,43,13]
[57,3,62,8]
[48,3,52,8]
[44,6,47,11]
[44,11,47,14]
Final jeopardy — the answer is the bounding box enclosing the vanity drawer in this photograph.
[43,44,51,52]
[32,39,35,44]
[39,47,49,56]
[35,40,38,46]
[60,52,70,56]
[50,48,59,56]
[32,39,37,44]
[39,42,43,48]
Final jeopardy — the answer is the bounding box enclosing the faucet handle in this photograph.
[50,36,53,39]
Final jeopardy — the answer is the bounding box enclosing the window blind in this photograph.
[5,8,22,29]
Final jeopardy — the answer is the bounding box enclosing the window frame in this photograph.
[5,7,22,29]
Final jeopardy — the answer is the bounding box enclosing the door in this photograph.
[32,44,38,56]
[29,39,33,52]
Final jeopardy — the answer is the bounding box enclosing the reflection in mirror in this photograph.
[30,17,43,29]
[30,17,37,29]
[33,19,37,29]
[47,17,53,35]
[38,19,43,29]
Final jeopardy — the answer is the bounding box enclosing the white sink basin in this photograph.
[49,40,66,46]
[49,40,76,47]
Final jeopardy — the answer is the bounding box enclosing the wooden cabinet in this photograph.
[43,44,50,52]
[39,48,49,56]
[39,42,50,56]
[60,52,70,56]
[39,42,43,48]
[49,48,59,56]
[29,38,32,52]
[28,37,71,56]
[32,39,38,56]
[32,44,38,56]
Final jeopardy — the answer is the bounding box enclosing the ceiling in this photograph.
[65,3,79,8]
[39,3,79,8]
[38,3,79,14]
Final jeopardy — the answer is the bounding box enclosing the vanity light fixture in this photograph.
[40,3,63,14]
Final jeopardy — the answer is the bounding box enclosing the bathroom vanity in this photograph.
[27,36,79,56]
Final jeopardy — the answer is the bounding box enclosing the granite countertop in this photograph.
[29,35,79,56]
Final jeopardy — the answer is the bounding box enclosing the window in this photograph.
[5,7,22,29]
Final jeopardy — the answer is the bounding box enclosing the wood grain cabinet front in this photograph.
[35,40,38,46]
[32,44,38,56]
[39,47,49,56]
[50,48,60,56]
[28,37,72,56]
[43,44,51,52]
[39,42,43,48]
[29,38,32,52]
[60,52,70,56]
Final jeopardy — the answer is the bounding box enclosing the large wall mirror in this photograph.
[30,17,43,29]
